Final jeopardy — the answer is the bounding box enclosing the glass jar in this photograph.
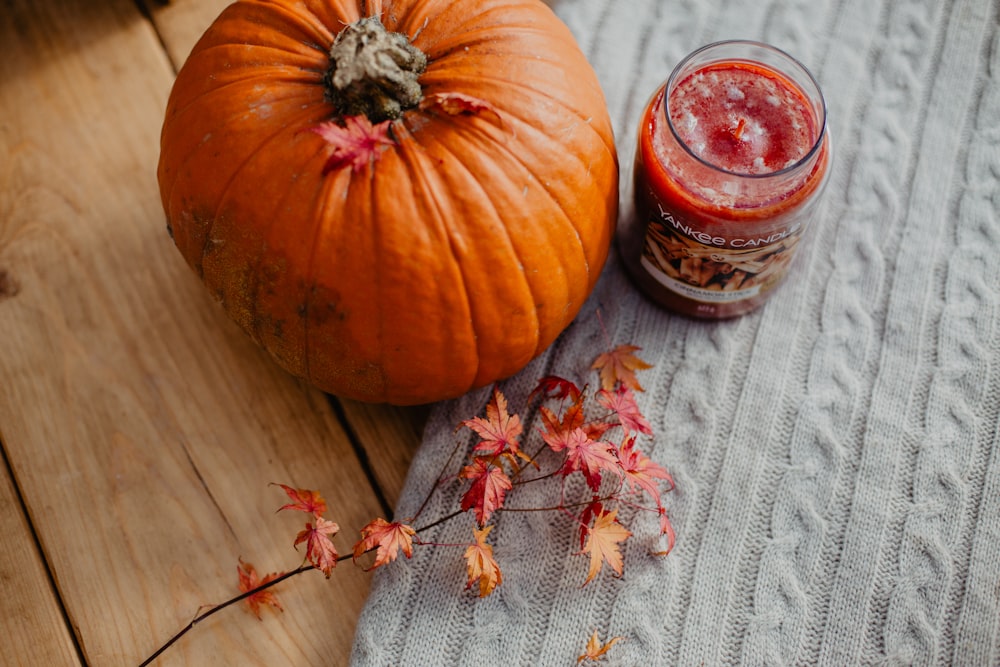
[621,40,832,318]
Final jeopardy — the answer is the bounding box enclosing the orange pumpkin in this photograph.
[158,0,618,405]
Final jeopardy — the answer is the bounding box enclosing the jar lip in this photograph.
[663,40,829,180]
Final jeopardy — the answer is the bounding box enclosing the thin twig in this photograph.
[413,508,464,534]
[140,559,335,666]
[410,433,467,523]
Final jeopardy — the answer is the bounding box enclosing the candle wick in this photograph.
[732,118,747,141]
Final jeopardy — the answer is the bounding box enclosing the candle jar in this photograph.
[622,41,831,319]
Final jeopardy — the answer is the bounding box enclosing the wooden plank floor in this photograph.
[0,1,427,665]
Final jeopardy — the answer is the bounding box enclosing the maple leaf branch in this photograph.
[145,329,669,663]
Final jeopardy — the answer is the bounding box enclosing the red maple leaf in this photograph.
[529,375,583,404]
[617,436,673,504]
[561,428,620,492]
[591,345,652,392]
[597,385,652,436]
[462,387,523,458]
[577,496,604,550]
[460,457,513,525]
[653,506,677,557]
[312,115,395,174]
[274,484,327,517]
[353,518,417,571]
[464,525,502,597]
[581,509,631,585]
[293,516,340,577]
[236,558,284,620]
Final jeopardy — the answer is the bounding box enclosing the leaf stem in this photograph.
[139,558,343,666]
[512,467,562,485]
[414,538,474,549]
[498,494,618,515]
[414,508,465,533]
[410,436,466,523]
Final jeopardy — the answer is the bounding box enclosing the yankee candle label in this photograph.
[641,255,762,303]
[639,212,805,304]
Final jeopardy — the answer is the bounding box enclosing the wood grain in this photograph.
[0,459,81,667]
[0,0,400,664]
[337,399,429,508]
[139,0,229,70]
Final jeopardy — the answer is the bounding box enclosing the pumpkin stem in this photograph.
[325,16,427,123]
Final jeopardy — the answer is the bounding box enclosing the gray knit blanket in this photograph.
[352,0,1000,664]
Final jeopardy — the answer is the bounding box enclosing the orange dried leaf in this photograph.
[577,630,623,663]
[419,92,502,123]
[236,558,284,620]
[581,509,631,585]
[294,516,340,577]
[592,345,652,392]
[464,525,502,597]
[538,392,586,453]
[274,483,327,517]
[460,457,513,526]
[312,115,394,174]
[353,518,417,570]
[462,387,523,458]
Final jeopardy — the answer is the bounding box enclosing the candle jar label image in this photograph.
[623,41,831,319]
[640,206,806,305]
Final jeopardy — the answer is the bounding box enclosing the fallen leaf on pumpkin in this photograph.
[581,509,631,585]
[294,516,340,577]
[312,115,395,174]
[353,518,416,570]
[591,345,652,392]
[236,558,284,620]
[274,483,327,517]
[460,457,513,525]
[464,525,502,597]
[419,92,502,124]
[577,629,623,663]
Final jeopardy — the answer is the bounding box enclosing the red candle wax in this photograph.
[623,41,831,319]
[672,63,816,175]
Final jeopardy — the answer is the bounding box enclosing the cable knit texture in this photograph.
[352,0,1000,664]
